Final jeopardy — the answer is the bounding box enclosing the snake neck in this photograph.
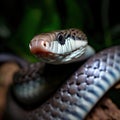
[75,45,95,62]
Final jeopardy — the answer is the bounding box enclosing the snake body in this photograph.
[2,28,120,120]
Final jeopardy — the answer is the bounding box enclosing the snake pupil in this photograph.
[57,35,65,45]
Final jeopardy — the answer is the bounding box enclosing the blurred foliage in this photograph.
[0,0,120,62]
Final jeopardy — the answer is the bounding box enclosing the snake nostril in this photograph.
[43,43,46,47]
[41,41,49,49]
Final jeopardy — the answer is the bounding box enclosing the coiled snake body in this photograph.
[2,28,120,120]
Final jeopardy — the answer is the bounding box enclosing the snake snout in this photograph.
[29,38,50,55]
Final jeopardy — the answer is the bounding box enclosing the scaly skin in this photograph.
[2,29,120,120]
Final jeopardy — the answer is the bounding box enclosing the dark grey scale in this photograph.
[77,98,94,109]
[77,36,82,40]
[63,32,67,37]
[116,58,120,64]
[71,32,76,36]
[86,87,100,98]
[71,32,76,40]
[66,33,75,40]
[76,30,79,34]
[118,52,120,57]
[109,54,114,60]
[65,109,83,120]
[92,60,100,69]
[101,75,112,85]
[66,34,71,38]
[71,35,75,40]
[77,32,86,40]
[108,69,117,79]
[57,34,66,45]
[95,81,106,91]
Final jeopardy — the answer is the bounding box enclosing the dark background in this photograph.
[0,0,120,62]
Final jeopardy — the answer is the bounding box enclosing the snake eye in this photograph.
[57,35,65,45]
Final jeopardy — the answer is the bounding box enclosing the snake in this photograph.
[1,28,120,120]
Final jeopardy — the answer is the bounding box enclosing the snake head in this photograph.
[29,28,88,64]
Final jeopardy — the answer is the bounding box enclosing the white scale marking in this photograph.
[51,41,58,53]
[49,38,87,55]
[57,43,62,54]
[67,38,73,52]
[62,44,65,53]
[70,39,76,51]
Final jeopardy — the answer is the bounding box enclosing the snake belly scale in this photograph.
[3,28,120,120]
